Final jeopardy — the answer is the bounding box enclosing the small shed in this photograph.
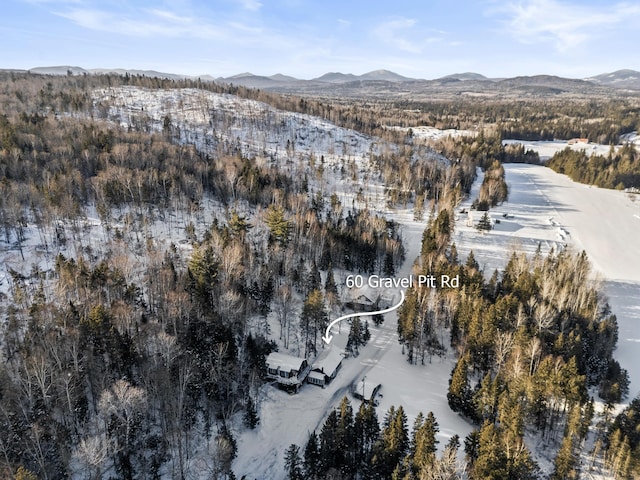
[308,348,343,387]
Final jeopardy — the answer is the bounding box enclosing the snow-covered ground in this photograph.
[95,86,380,177]
[386,125,476,141]
[11,86,636,477]
[453,164,640,399]
[234,208,474,478]
[502,139,615,161]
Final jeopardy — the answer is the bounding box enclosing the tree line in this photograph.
[284,397,461,480]
[546,143,640,189]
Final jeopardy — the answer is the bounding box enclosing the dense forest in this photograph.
[0,73,479,479]
[298,207,639,480]
[546,143,640,189]
[1,72,639,479]
[389,97,640,145]
[285,397,460,480]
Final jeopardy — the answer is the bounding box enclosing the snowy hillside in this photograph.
[94,86,379,176]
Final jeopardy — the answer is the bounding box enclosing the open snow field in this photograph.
[502,139,616,161]
[453,164,640,400]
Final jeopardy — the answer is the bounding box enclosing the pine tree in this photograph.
[300,289,328,358]
[551,436,577,480]
[476,212,492,231]
[265,204,291,245]
[324,264,338,297]
[373,406,409,478]
[354,401,380,476]
[410,411,439,474]
[15,467,39,480]
[319,409,339,472]
[304,432,321,479]
[228,209,252,238]
[447,353,474,418]
[284,444,304,480]
[243,396,259,429]
[305,261,321,296]
[362,320,371,345]
[187,245,219,307]
[347,317,362,356]
[337,397,355,474]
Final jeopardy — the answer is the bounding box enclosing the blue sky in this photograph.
[2,0,640,79]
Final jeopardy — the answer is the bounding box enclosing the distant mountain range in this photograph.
[16,66,640,98]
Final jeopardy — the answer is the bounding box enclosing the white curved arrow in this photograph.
[322,290,406,345]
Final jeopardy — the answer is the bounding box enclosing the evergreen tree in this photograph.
[305,261,321,296]
[551,436,578,480]
[300,289,328,358]
[362,320,371,344]
[354,401,380,476]
[476,212,492,231]
[336,397,355,474]
[347,317,363,356]
[227,209,252,238]
[303,432,321,479]
[373,406,409,478]
[284,444,304,480]
[447,353,475,419]
[324,264,338,297]
[265,204,291,245]
[243,396,259,429]
[187,245,219,307]
[410,411,439,475]
[319,410,339,472]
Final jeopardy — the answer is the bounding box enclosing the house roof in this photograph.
[354,295,374,304]
[307,371,325,382]
[266,352,306,372]
[312,347,343,375]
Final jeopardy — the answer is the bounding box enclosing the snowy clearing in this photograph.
[502,139,616,161]
[453,164,640,399]
[234,208,474,479]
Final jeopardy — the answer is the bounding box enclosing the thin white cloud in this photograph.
[53,6,294,49]
[238,0,262,11]
[496,0,640,52]
[373,17,422,54]
[21,0,83,4]
[56,8,223,39]
[146,9,193,25]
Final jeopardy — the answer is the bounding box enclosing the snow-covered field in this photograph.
[453,164,640,399]
[502,139,616,161]
[386,125,476,141]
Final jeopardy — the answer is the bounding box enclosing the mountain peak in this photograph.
[227,72,256,79]
[313,72,359,83]
[437,72,488,82]
[359,69,412,82]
